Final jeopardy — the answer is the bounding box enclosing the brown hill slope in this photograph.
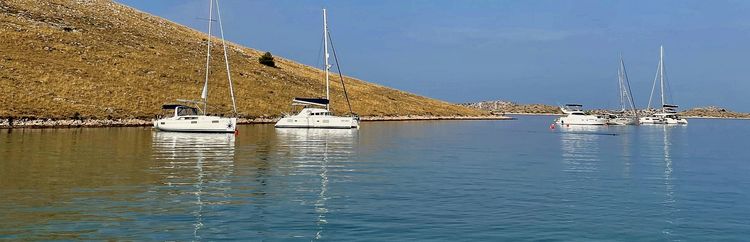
[0,0,484,120]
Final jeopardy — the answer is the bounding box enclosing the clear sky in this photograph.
[118,0,750,111]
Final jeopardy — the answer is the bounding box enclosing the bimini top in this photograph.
[161,104,194,110]
[293,98,329,106]
[565,103,583,107]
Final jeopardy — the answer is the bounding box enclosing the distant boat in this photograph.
[639,46,688,125]
[275,9,359,129]
[154,0,238,133]
[608,56,639,125]
[555,104,608,125]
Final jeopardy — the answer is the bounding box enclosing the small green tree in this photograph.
[259,52,276,67]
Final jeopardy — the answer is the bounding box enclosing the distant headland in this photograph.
[460,100,750,119]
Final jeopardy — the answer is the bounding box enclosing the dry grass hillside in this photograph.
[0,0,485,120]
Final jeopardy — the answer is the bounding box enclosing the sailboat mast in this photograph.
[323,9,330,111]
[215,0,237,115]
[660,45,665,110]
[202,0,213,113]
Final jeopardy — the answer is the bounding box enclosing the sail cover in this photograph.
[162,104,193,110]
[293,98,329,106]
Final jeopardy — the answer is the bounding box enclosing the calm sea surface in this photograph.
[1,116,749,241]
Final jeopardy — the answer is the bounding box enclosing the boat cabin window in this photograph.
[176,107,199,116]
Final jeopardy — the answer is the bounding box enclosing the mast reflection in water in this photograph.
[273,129,357,240]
[150,132,236,240]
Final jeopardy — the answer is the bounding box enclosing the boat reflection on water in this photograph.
[656,125,677,238]
[274,128,357,240]
[150,132,236,240]
[558,125,610,173]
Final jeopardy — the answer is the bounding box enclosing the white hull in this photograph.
[608,117,638,125]
[556,115,608,125]
[154,116,237,133]
[639,116,688,125]
[639,116,663,124]
[665,117,688,124]
[275,116,359,129]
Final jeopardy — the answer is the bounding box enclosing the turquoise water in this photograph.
[1,116,749,240]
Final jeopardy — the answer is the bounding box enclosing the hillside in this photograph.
[460,100,562,114]
[0,0,484,120]
[680,106,750,119]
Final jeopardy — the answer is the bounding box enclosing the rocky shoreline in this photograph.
[0,115,513,129]
[5,112,747,129]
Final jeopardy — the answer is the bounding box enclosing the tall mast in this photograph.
[215,0,237,115]
[660,45,665,110]
[201,0,213,113]
[323,8,330,111]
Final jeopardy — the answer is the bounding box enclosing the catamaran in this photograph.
[275,9,359,129]
[555,104,609,125]
[639,46,688,125]
[154,0,238,133]
[608,56,639,125]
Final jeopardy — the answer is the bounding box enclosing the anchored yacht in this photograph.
[639,46,688,125]
[275,9,359,129]
[608,56,639,125]
[555,104,608,125]
[154,0,238,133]
[155,104,236,133]
[275,98,359,129]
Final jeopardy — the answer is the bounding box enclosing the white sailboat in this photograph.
[275,9,359,129]
[639,46,688,125]
[154,0,238,133]
[608,56,639,125]
[555,104,609,125]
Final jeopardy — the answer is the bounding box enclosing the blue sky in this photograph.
[118,0,750,111]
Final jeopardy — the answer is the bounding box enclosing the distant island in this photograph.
[460,100,562,115]
[0,0,500,128]
[460,100,750,119]
[679,106,750,119]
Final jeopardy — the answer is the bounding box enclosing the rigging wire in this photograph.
[326,30,354,116]
[620,57,638,116]
[647,60,660,110]
[215,0,237,116]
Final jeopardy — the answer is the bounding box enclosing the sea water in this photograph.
[1,116,748,240]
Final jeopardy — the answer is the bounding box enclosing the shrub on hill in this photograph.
[259,52,276,67]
